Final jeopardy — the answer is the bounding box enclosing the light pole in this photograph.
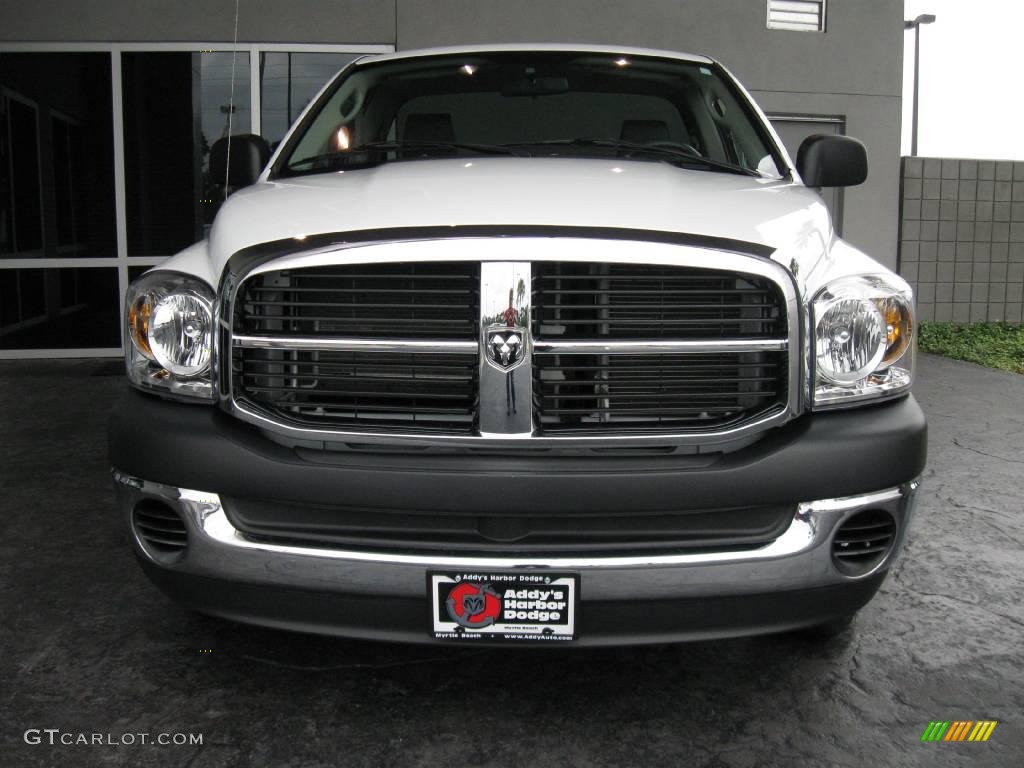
[904,13,937,156]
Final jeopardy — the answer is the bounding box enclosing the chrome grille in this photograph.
[226,246,794,443]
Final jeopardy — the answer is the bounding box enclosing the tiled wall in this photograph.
[899,156,1024,323]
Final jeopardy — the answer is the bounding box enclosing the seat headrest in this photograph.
[620,120,670,145]
[403,113,456,143]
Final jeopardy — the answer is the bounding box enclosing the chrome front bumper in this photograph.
[115,470,919,643]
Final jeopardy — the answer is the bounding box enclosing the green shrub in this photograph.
[918,322,1024,374]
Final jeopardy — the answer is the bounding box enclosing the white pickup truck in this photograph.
[110,44,925,645]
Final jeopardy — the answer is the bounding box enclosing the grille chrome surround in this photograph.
[220,235,802,447]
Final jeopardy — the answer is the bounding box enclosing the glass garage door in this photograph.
[0,45,379,358]
[0,53,120,352]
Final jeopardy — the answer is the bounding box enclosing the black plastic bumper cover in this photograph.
[109,388,927,515]
[140,560,887,646]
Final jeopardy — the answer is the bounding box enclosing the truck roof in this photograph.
[358,43,715,66]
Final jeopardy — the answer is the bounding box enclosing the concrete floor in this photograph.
[1,353,1021,767]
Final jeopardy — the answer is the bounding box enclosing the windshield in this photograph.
[273,51,786,179]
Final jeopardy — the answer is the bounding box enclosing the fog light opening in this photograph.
[132,499,189,562]
[831,508,896,577]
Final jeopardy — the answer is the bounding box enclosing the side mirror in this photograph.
[209,134,271,188]
[796,134,868,188]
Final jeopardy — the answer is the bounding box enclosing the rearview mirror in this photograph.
[502,76,570,97]
[209,134,271,188]
[796,135,868,188]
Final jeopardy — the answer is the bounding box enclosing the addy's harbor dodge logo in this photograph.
[445,581,503,629]
[921,720,998,742]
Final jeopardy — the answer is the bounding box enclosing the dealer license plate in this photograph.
[429,571,578,642]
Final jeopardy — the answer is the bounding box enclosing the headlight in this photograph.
[125,272,215,401]
[812,275,915,407]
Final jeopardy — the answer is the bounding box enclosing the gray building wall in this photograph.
[0,0,904,268]
[898,157,1024,325]
[0,1,397,45]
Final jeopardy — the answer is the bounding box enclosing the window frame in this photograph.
[50,107,85,255]
[1,87,45,259]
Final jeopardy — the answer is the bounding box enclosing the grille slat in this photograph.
[535,391,780,401]
[136,531,189,547]
[135,517,188,535]
[538,317,776,326]
[242,373,475,385]
[834,543,891,557]
[254,402,474,414]
[245,301,470,309]
[538,378,779,386]
[538,289,773,295]
[538,404,773,415]
[240,316,472,325]
[239,391,471,403]
[249,286,471,294]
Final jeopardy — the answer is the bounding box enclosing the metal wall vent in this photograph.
[767,0,826,32]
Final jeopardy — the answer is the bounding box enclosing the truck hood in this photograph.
[207,157,835,276]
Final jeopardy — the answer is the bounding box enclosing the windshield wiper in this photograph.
[358,140,528,156]
[286,140,526,171]
[505,138,762,177]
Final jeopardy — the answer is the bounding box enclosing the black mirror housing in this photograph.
[209,134,271,188]
[796,134,868,188]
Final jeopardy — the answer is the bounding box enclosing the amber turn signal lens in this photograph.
[128,296,154,360]
[879,297,913,367]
